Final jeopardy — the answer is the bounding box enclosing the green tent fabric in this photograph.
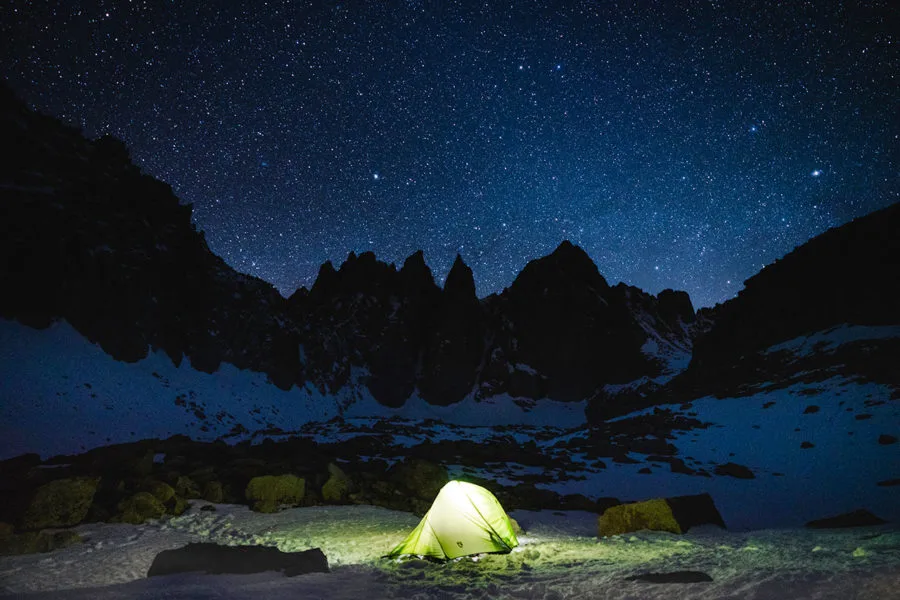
[388,480,519,560]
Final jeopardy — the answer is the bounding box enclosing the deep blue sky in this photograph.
[3,1,897,307]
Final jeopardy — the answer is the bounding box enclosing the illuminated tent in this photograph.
[388,480,519,560]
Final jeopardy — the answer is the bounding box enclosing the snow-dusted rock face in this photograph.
[0,84,695,411]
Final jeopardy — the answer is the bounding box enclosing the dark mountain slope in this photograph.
[1,83,698,408]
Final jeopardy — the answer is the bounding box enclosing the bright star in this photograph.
[373,173,380,180]
[811,170,821,177]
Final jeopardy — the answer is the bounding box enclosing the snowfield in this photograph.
[1,503,898,599]
[1,318,899,597]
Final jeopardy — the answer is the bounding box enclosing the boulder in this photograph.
[388,459,447,502]
[245,474,305,513]
[175,476,201,499]
[21,477,100,530]
[321,463,351,503]
[713,462,755,479]
[147,543,328,577]
[598,493,725,537]
[202,481,224,503]
[116,492,167,524]
[144,480,175,504]
[805,509,888,529]
[0,529,83,556]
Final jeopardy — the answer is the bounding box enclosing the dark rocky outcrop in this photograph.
[147,543,328,577]
[667,200,900,402]
[805,509,888,529]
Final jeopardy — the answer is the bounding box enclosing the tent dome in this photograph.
[388,480,519,560]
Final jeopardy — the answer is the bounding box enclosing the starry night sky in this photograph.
[3,1,897,308]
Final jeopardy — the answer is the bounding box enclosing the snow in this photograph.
[545,377,900,530]
[1,503,898,599]
[0,319,343,460]
[764,324,900,356]
[0,319,585,461]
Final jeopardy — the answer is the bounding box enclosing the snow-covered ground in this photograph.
[0,319,586,460]
[1,503,898,599]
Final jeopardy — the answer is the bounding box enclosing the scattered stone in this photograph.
[878,434,897,445]
[245,474,305,513]
[200,504,217,512]
[803,405,820,414]
[637,467,652,475]
[147,543,328,577]
[806,509,888,529]
[762,402,775,409]
[800,441,815,449]
[855,414,872,421]
[626,571,713,584]
[21,477,100,530]
[713,462,755,479]
[876,479,900,487]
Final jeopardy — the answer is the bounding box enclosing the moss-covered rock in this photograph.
[0,529,83,556]
[245,475,305,513]
[168,495,190,516]
[144,481,176,504]
[598,498,681,536]
[388,459,448,502]
[116,492,167,524]
[175,476,201,499]
[21,477,100,530]
[321,463,351,503]
[202,481,224,504]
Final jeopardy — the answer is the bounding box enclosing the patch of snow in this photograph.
[764,324,900,356]
[0,319,342,460]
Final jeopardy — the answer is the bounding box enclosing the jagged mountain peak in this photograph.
[510,240,609,298]
[444,254,477,303]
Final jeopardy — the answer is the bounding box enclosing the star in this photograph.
[811,170,822,177]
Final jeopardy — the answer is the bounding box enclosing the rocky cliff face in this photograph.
[1,84,698,409]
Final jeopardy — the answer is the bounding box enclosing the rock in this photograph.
[713,462,755,479]
[321,463,351,503]
[876,479,900,487]
[627,571,713,584]
[116,492,167,524]
[878,434,897,445]
[175,476,201,499]
[599,499,680,536]
[169,495,190,516]
[148,543,328,577]
[388,459,447,502]
[800,441,815,449]
[144,480,175,504]
[805,509,888,529]
[0,529,83,556]
[245,474,305,513]
[202,481,224,503]
[599,493,725,537]
[21,477,100,530]
[803,405,820,414]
